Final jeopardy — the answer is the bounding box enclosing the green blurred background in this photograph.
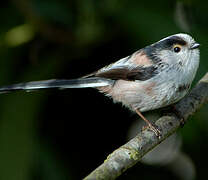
[0,0,207,179]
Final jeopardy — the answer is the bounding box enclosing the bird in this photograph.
[0,33,200,137]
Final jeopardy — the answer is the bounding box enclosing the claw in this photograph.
[148,124,162,138]
[142,124,162,138]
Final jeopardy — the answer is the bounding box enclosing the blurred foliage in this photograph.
[0,0,207,180]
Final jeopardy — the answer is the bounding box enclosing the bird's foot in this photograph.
[134,108,162,138]
[148,123,162,138]
[142,123,162,138]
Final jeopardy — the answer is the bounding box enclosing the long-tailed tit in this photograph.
[0,33,200,137]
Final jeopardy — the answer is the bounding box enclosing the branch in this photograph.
[84,72,208,180]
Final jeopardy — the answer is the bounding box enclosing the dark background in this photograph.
[0,0,207,179]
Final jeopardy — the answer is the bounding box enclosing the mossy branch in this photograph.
[84,72,208,180]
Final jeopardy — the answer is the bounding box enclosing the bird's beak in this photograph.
[190,42,200,49]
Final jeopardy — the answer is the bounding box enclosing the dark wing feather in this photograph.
[84,50,159,81]
[95,66,158,81]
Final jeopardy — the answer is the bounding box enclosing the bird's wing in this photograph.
[94,50,159,81]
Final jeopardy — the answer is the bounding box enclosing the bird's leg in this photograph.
[135,109,161,137]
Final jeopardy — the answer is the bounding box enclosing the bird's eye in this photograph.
[173,45,181,53]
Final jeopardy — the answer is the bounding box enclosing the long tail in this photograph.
[0,77,113,94]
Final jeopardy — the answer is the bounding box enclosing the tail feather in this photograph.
[0,77,113,94]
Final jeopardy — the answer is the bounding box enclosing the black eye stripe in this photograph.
[146,36,187,52]
[143,35,187,63]
[165,36,187,46]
